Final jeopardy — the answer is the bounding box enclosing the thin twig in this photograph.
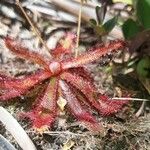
[16,0,50,54]
[27,130,88,137]
[44,131,88,137]
[112,97,149,101]
[75,0,83,57]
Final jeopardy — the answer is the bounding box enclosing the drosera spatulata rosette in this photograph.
[0,33,128,132]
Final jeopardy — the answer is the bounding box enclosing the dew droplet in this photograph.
[20,96,25,100]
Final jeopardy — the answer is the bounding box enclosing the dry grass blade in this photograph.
[0,106,37,150]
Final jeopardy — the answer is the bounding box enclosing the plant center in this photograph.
[49,61,62,75]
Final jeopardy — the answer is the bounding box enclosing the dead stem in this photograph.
[75,0,83,57]
[16,0,50,54]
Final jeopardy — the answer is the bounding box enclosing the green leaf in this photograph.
[89,19,106,36]
[122,19,140,39]
[94,25,105,36]
[96,5,106,24]
[89,19,97,27]
[103,16,118,33]
[96,6,101,24]
[137,57,150,78]
[136,0,150,29]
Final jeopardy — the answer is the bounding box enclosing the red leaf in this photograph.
[68,67,94,83]
[51,32,76,58]
[61,71,96,94]
[60,72,128,116]
[60,71,101,111]
[59,80,103,131]
[5,37,50,70]
[62,40,126,69]
[20,110,55,129]
[40,78,58,111]
[0,70,51,90]
[20,78,58,129]
[0,88,26,101]
[98,94,128,115]
[0,70,51,101]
